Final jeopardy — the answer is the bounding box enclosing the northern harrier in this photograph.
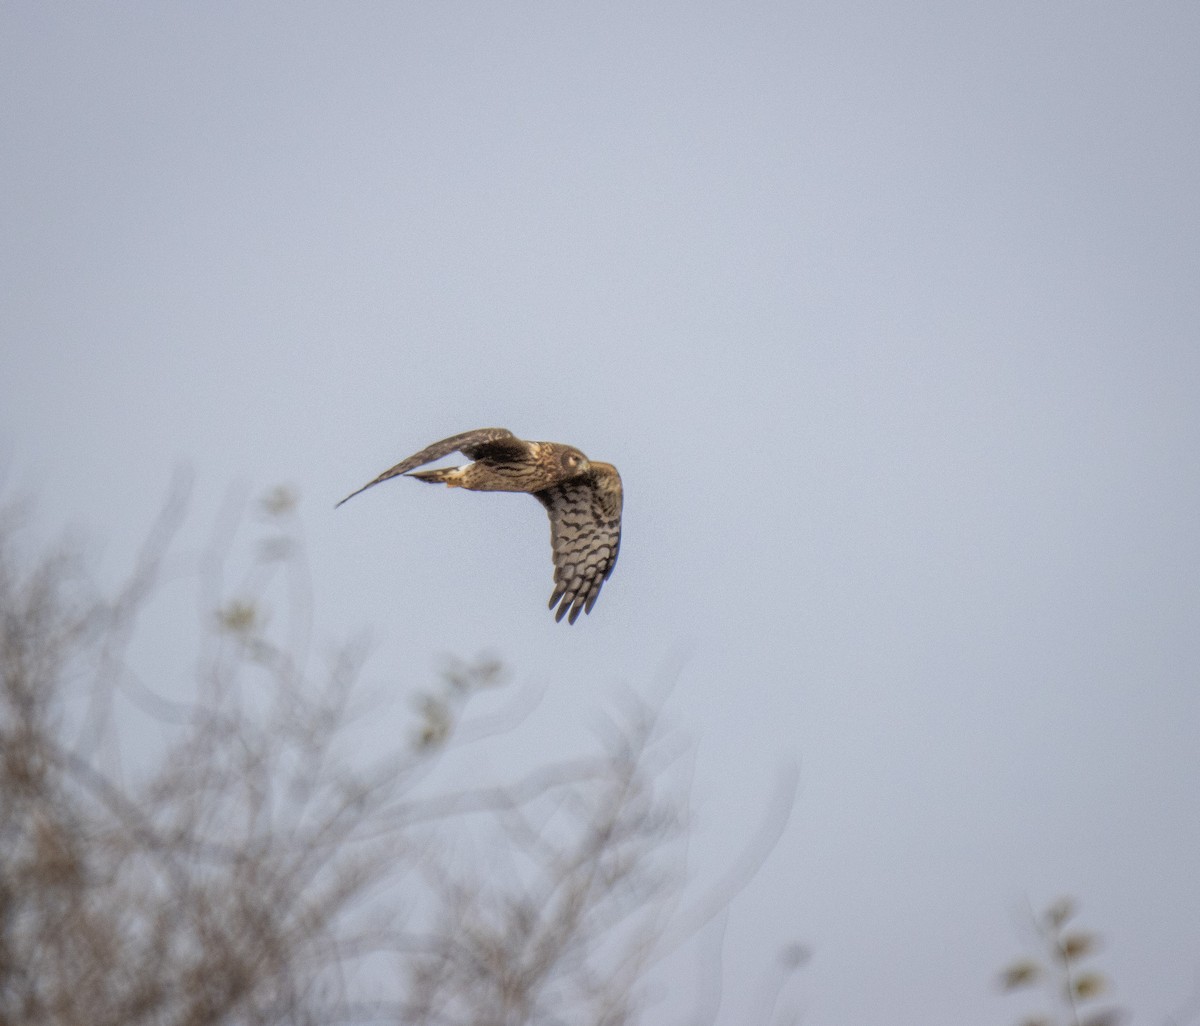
[337,428,622,624]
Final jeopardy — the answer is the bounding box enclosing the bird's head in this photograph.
[558,446,590,475]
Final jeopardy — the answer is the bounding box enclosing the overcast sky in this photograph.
[3,3,1199,1023]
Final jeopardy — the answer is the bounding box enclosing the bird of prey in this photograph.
[337,428,622,624]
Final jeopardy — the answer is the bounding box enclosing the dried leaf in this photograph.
[413,693,452,748]
[1073,972,1106,999]
[260,485,298,516]
[1059,931,1097,961]
[217,600,258,634]
[1000,960,1042,990]
[1045,897,1076,929]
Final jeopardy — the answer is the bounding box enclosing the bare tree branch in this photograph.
[0,490,793,1026]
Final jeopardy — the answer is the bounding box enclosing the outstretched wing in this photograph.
[535,463,622,624]
[336,428,528,507]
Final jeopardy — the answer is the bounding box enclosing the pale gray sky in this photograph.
[3,3,1199,1024]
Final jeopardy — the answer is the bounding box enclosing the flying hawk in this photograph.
[338,428,622,624]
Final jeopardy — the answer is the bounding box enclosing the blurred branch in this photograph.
[654,763,799,962]
[1,487,794,1026]
[75,465,192,766]
[997,897,1126,1026]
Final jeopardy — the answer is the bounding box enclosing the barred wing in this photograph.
[535,463,623,624]
[336,428,527,507]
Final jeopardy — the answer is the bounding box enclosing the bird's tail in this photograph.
[406,467,464,487]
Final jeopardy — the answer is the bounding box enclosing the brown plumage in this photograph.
[337,428,622,624]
